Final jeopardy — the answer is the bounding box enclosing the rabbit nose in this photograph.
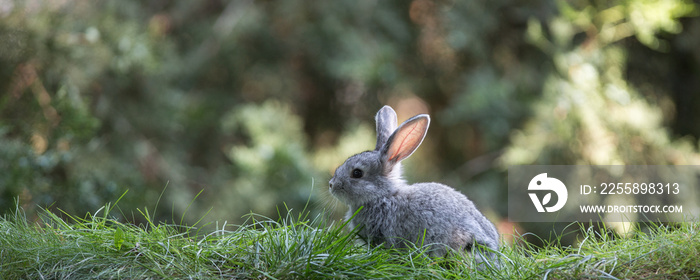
[329,178,335,189]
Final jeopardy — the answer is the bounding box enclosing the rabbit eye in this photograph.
[351,168,363,178]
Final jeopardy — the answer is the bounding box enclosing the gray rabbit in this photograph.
[329,106,499,258]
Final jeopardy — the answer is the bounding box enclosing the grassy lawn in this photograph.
[1,198,698,279]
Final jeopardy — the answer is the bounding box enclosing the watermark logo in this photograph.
[509,166,695,222]
[528,173,568,212]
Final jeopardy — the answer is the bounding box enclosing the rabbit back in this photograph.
[348,182,498,255]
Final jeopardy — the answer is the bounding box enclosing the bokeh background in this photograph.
[2,0,700,244]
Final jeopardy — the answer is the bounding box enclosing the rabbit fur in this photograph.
[329,106,499,258]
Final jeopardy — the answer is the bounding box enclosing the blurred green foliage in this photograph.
[1,0,699,242]
[213,100,317,221]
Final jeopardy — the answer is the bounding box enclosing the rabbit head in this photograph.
[329,106,430,206]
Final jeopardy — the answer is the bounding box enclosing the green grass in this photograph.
[1,200,698,279]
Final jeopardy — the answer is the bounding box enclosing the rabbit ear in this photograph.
[375,106,398,151]
[381,114,430,168]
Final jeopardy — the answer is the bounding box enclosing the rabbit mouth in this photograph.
[329,189,348,203]
[328,182,352,203]
[328,183,343,198]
